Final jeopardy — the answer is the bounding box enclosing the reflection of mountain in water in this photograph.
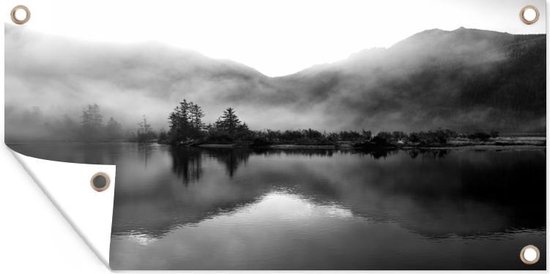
[5,143,545,240]
[108,146,545,240]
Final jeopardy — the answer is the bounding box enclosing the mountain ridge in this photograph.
[5,26,546,137]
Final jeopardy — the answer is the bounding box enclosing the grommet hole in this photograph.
[11,5,31,25]
[91,172,110,192]
[520,5,540,25]
[520,245,540,265]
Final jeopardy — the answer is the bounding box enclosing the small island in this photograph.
[139,99,545,150]
[13,100,543,151]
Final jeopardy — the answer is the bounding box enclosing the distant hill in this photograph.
[5,26,546,141]
[271,28,545,133]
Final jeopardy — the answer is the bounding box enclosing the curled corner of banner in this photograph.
[8,148,115,268]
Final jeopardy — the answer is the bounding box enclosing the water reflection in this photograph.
[407,148,449,159]
[108,146,545,238]
[203,148,250,177]
[170,147,202,184]
[137,143,154,167]
[167,147,434,183]
[6,143,546,269]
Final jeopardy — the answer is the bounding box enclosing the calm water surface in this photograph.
[10,143,546,269]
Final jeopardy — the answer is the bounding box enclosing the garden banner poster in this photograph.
[4,0,547,270]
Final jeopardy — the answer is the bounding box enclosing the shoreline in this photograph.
[8,137,546,151]
[193,136,546,150]
[195,143,546,151]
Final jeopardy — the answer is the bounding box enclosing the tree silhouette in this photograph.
[190,103,205,137]
[106,117,123,140]
[81,104,103,140]
[168,99,204,144]
[215,108,240,134]
[137,116,156,143]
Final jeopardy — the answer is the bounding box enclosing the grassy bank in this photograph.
[189,136,545,150]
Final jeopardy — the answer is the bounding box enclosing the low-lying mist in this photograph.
[5,25,546,142]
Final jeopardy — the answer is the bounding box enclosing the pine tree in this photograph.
[106,117,123,140]
[137,116,155,142]
[168,99,204,143]
[81,104,103,140]
[215,107,241,135]
[190,103,205,135]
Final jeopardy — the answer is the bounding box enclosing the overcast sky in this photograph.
[4,0,545,76]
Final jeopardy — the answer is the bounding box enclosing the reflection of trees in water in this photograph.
[350,149,399,159]
[168,148,452,183]
[137,144,153,167]
[170,147,203,184]
[407,149,449,159]
[253,149,336,158]
[354,149,449,160]
[204,149,250,177]
[115,146,544,241]
[365,149,398,159]
[169,148,252,182]
[171,148,341,181]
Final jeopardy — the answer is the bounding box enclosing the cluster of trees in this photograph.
[81,104,160,143]
[165,99,205,143]
[249,129,498,147]
[7,100,501,147]
[249,129,370,146]
[80,104,125,141]
[368,130,456,146]
[81,104,174,143]
[357,129,498,147]
[161,99,373,145]
[11,104,160,143]
[207,108,250,143]
[135,116,157,143]
[160,99,250,144]
[161,99,500,147]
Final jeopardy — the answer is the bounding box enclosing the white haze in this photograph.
[3,0,546,76]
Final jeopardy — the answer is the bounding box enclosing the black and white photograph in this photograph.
[4,0,546,270]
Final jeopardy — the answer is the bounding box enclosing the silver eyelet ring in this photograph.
[520,245,540,265]
[11,5,31,25]
[520,5,540,25]
[90,172,111,192]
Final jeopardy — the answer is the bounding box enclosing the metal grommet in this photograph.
[90,172,111,192]
[10,5,31,25]
[520,5,540,25]
[520,245,540,265]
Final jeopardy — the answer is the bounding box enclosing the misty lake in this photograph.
[9,143,546,270]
